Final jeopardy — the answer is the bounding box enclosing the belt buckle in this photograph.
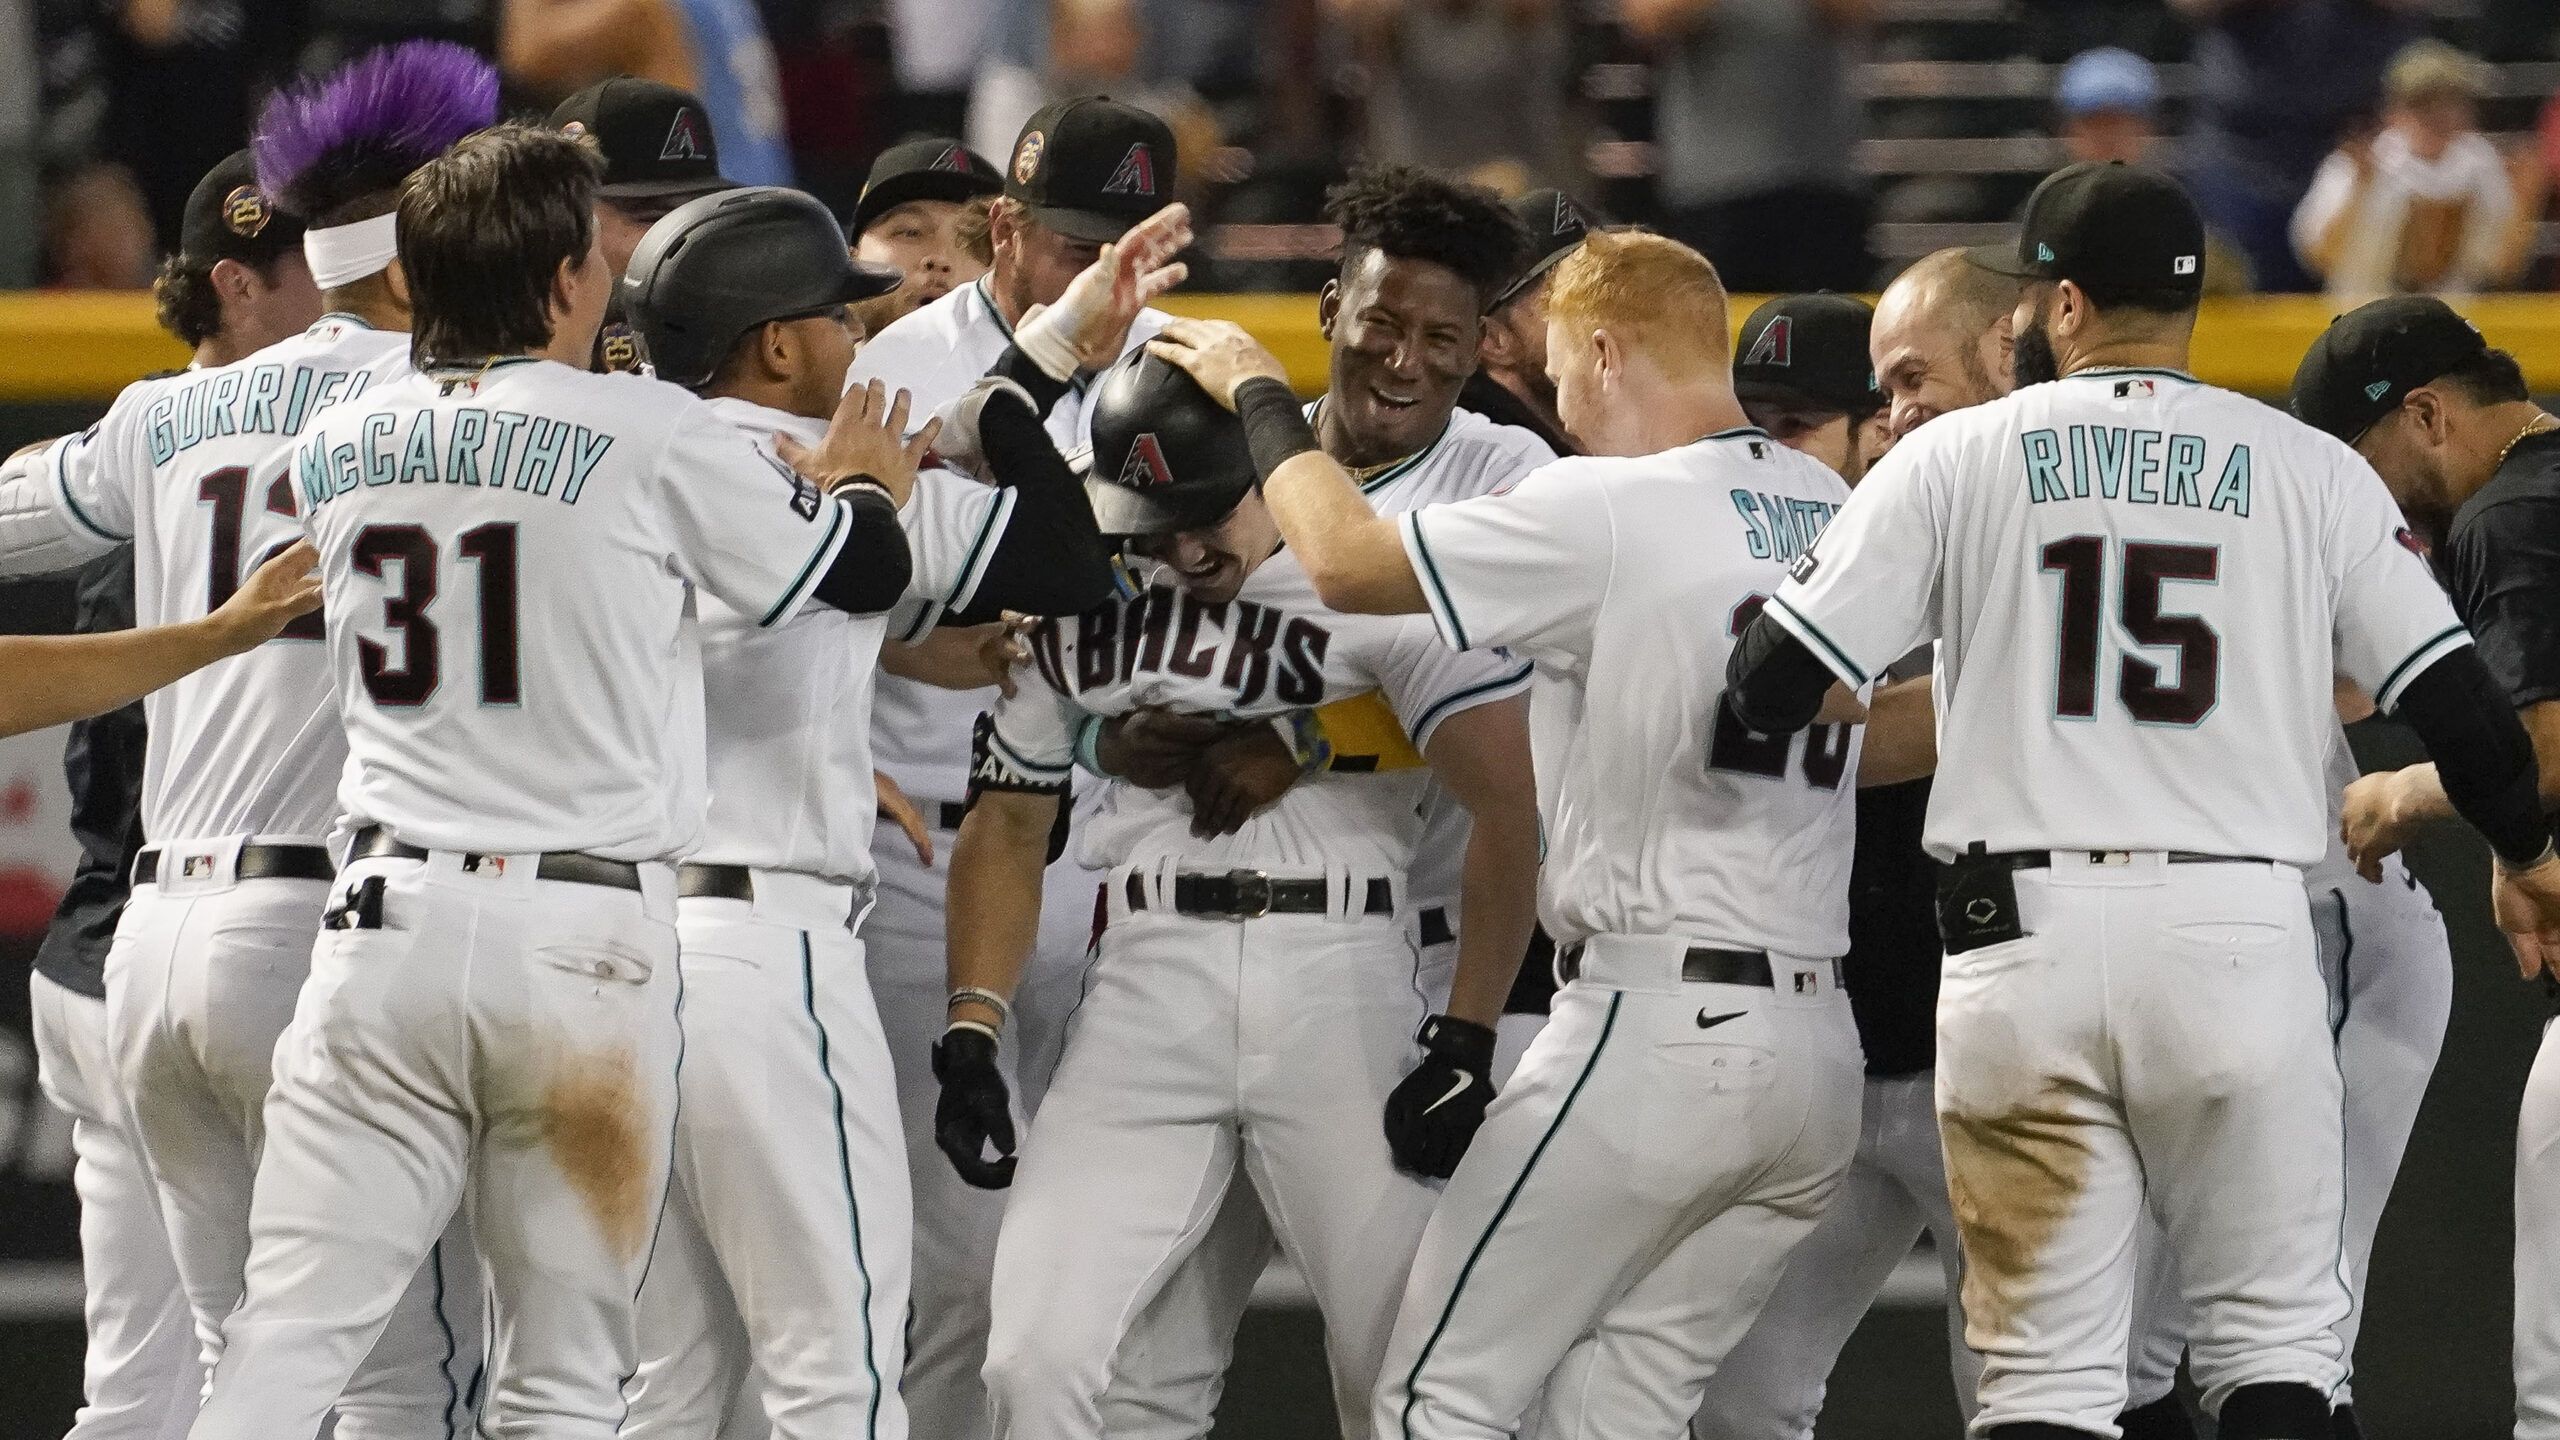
[1222,868,1271,921]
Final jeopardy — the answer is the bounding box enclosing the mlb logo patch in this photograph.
[2114,378,2155,399]
[2172,254,2199,276]
[463,854,508,877]
[1793,972,1816,995]
[183,854,215,879]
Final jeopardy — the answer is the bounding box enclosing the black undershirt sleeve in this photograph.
[2392,644,2556,867]
[984,345,1074,419]
[808,488,913,615]
[1725,612,1840,736]
[943,385,1117,623]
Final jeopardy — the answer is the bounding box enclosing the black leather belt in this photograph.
[1418,905,1454,949]
[1557,944,1776,987]
[1125,870,1394,921]
[936,802,969,831]
[350,826,644,893]
[132,843,334,887]
[1969,850,2281,871]
[676,864,756,902]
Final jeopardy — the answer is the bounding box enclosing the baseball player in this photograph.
[21,149,320,1440]
[1457,186,1595,456]
[1089,164,1553,1440]
[1691,290,1987,1439]
[0,46,498,1438]
[1726,161,2560,1439]
[2287,297,2560,1440]
[934,350,1540,1440]
[177,121,913,1440]
[1145,228,1869,1439]
[849,137,1002,327]
[612,185,1184,1439]
[842,93,1182,1440]
[548,76,737,373]
[1869,246,2019,440]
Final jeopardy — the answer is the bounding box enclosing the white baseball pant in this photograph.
[983,868,1443,1440]
[1378,936,1862,1440]
[2519,1012,2560,1440]
[32,971,198,1440]
[1936,853,2350,1435]
[1689,1069,1978,1438]
[624,874,912,1440]
[186,850,680,1440]
[2117,856,2449,1415]
[109,845,482,1439]
[865,808,1099,1440]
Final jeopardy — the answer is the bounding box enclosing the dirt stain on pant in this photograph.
[1939,1084,2090,1344]
[542,1048,651,1264]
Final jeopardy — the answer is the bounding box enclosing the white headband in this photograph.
[304,213,399,290]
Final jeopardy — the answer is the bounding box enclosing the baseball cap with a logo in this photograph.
[2288,295,2491,445]
[1734,293,1882,420]
[1966,162,2205,300]
[1004,97,1179,244]
[850,138,1003,239]
[549,77,733,201]
[179,149,305,267]
[1489,188,1601,311]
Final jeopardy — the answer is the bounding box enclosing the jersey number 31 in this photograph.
[348,522,522,708]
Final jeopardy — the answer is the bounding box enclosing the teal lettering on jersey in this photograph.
[560,426,614,504]
[329,441,360,495]
[2128,430,2162,503]
[2210,443,2253,516]
[2067,425,2091,497]
[242,364,285,435]
[297,437,333,510]
[445,408,487,486]
[486,411,530,491]
[397,411,438,483]
[2090,426,2128,498]
[2022,429,2067,502]
[146,395,178,466]
[281,368,319,435]
[2164,433,2207,507]
[360,412,398,486]
[206,370,244,439]
[1731,490,1772,558]
[516,417,568,495]
[175,379,204,452]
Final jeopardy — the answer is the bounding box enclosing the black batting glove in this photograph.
[932,1025,1018,1189]
[1383,1015,1498,1180]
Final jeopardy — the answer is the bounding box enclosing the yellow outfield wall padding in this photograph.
[5,290,2560,403]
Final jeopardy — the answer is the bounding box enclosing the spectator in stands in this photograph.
[965,0,1247,195]
[1340,0,1581,196]
[500,0,792,185]
[2292,40,2536,302]
[2055,47,2159,168]
[43,163,154,288]
[1627,0,1877,294]
[2172,0,2423,293]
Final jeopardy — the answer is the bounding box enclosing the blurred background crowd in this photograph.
[2,0,2557,303]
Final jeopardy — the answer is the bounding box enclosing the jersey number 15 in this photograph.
[2042,537,2220,725]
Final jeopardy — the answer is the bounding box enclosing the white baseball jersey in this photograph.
[293,359,861,861]
[689,394,1021,882]
[1400,426,1862,957]
[0,314,409,841]
[848,277,1170,801]
[1766,366,2469,867]
[981,552,1531,877]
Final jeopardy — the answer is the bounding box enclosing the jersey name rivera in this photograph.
[2019,424,2257,514]
[297,403,616,512]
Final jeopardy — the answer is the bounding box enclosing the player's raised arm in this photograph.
[0,539,322,738]
[1146,318,1428,616]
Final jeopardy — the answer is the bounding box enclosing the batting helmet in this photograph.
[620,186,901,389]
[1085,351,1259,537]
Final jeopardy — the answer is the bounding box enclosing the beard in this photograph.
[2012,310,2062,388]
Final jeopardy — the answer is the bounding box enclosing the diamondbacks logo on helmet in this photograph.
[1742,316,1792,369]
[223,185,272,237]
[1012,131,1046,185]
[660,109,709,162]
[1119,432,1176,490]
[1101,143,1157,197]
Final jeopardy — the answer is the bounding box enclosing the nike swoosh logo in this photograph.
[1419,1070,1473,1116]
[1696,1010,1747,1030]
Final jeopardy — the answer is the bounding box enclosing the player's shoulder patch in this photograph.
[1787,549,1820,584]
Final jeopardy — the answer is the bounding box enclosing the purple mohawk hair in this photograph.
[253,41,498,223]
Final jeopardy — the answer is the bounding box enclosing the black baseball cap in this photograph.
[1734,294,1881,420]
[1002,97,1177,244]
[1966,162,2205,299]
[1489,188,1600,311]
[850,138,1002,238]
[179,149,305,266]
[550,77,732,201]
[2289,295,2491,445]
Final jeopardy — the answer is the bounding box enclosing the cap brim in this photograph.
[1028,203,1147,245]
[1083,476,1240,537]
[1963,242,2044,279]
[602,176,737,202]
[853,172,1002,236]
[838,259,906,304]
[1488,244,1577,313]
[1736,378,1876,422]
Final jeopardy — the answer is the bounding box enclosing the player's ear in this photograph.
[1589,327,1622,388]
[1317,279,1342,341]
[210,257,257,304]
[1479,309,1519,369]
[382,259,410,311]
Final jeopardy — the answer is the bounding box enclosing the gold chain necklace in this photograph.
[2497,413,2559,472]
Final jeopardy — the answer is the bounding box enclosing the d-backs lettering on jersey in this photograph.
[686,396,1019,883]
[296,359,856,861]
[1768,367,2468,866]
[981,550,1528,877]
[23,315,408,841]
[848,277,1171,803]
[1402,427,1861,957]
